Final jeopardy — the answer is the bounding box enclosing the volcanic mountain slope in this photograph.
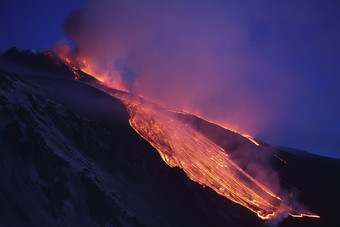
[0,48,339,226]
[0,52,263,226]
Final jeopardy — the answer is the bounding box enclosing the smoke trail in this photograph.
[60,0,301,137]
[264,209,289,227]
[57,0,340,158]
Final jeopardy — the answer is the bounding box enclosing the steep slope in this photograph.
[1,48,339,226]
[0,68,264,226]
[96,84,339,227]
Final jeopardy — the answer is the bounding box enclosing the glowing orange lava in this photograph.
[108,92,320,220]
[55,52,129,92]
[63,56,319,221]
[74,57,129,92]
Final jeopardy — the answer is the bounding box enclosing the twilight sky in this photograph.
[1,0,340,158]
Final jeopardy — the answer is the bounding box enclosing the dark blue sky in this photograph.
[1,0,339,158]
[0,0,85,52]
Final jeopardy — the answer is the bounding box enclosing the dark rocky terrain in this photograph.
[0,48,339,226]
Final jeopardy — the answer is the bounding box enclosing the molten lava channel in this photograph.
[109,92,319,220]
[61,57,319,221]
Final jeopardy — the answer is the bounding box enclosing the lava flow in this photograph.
[60,56,320,221]
[108,92,320,220]
[116,93,283,219]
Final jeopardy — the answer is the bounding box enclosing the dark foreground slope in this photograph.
[1,49,339,226]
[0,68,263,226]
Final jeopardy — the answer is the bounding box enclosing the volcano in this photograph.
[0,48,339,227]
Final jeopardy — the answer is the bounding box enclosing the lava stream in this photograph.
[105,91,318,220]
[61,56,319,220]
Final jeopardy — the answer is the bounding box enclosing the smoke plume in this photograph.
[60,0,340,158]
[60,0,297,136]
